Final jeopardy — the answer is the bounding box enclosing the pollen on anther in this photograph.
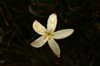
[52,34,54,36]
[48,36,52,40]
[44,36,47,40]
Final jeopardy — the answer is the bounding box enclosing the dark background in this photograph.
[0,0,100,66]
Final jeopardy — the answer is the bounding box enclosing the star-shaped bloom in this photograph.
[31,13,74,57]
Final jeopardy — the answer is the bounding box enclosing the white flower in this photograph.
[30,13,74,57]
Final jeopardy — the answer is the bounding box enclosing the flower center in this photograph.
[45,32,54,40]
[47,32,52,36]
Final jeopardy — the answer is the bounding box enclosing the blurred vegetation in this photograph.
[0,0,100,66]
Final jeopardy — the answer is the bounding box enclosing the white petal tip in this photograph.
[72,29,74,32]
[52,13,56,15]
[30,43,33,46]
[33,20,38,24]
[33,20,39,24]
[57,55,60,58]
[68,29,74,35]
[30,43,41,48]
[34,20,37,23]
[30,43,37,48]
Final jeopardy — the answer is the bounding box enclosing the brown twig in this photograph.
[6,31,16,49]
[0,6,9,26]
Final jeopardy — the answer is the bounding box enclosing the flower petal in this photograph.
[33,20,47,35]
[31,35,48,48]
[47,13,57,32]
[53,29,74,39]
[48,38,60,57]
